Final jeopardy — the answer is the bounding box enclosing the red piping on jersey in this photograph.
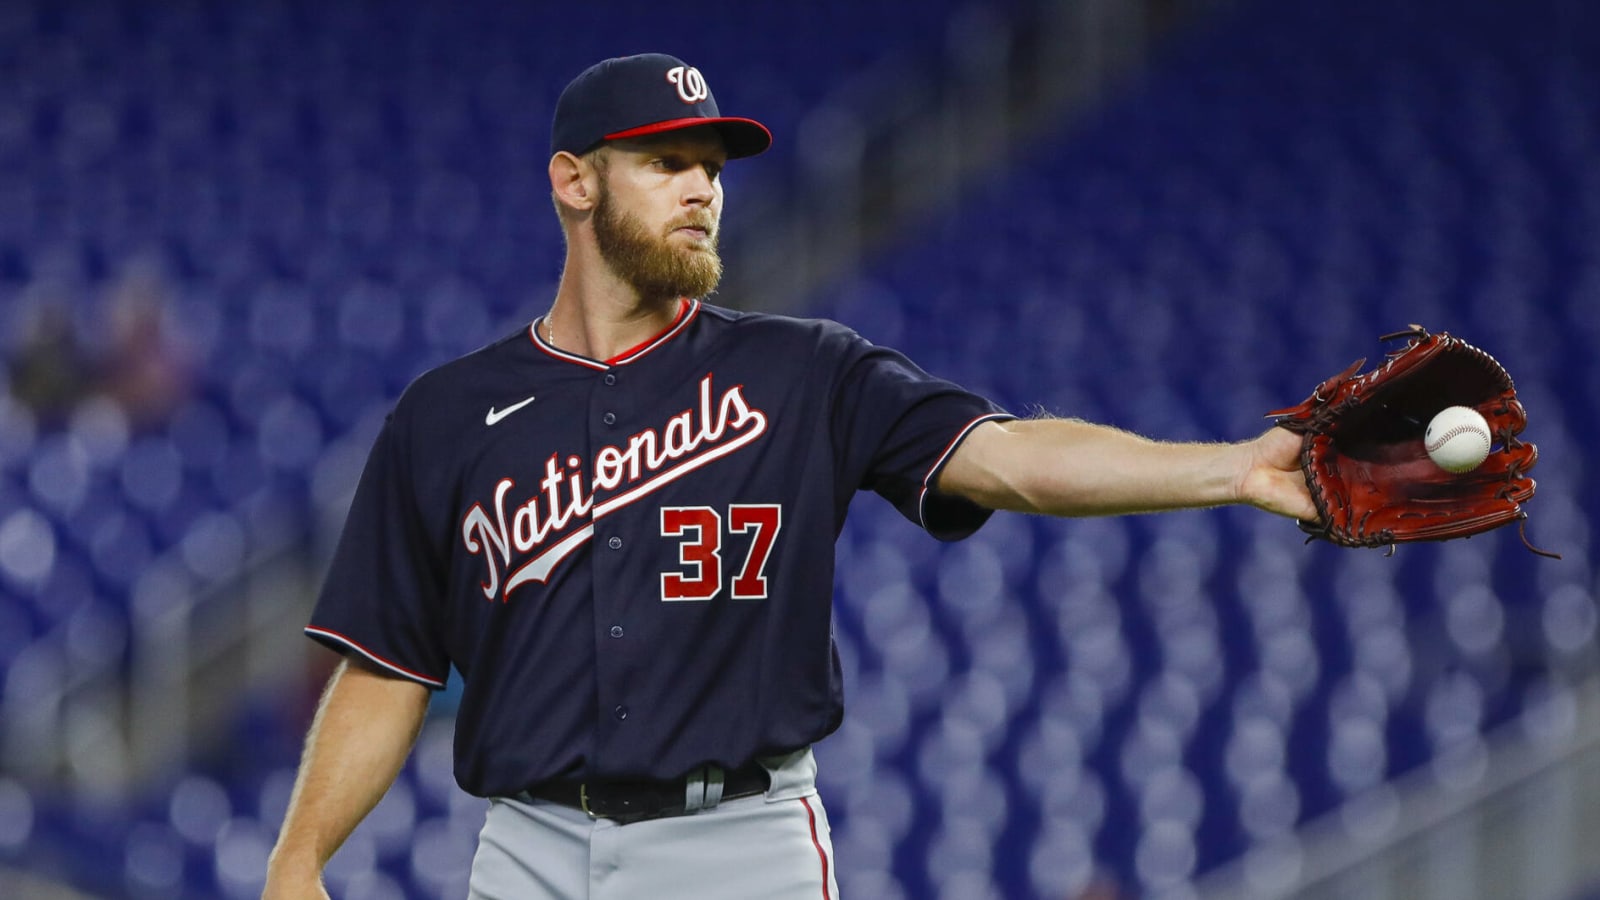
[916,412,1015,532]
[608,297,696,364]
[528,299,698,369]
[303,626,447,688]
[800,796,833,900]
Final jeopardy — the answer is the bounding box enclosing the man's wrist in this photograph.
[266,844,325,879]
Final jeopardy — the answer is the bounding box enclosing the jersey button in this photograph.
[603,412,617,425]
[609,625,624,638]
[614,705,628,720]
[608,536,623,550]
[604,374,617,386]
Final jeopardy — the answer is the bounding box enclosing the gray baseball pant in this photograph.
[467,748,839,899]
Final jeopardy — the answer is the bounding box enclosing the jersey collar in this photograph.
[529,298,699,370]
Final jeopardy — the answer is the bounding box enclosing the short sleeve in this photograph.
[305,409,451,688]
[831,333,1013,540]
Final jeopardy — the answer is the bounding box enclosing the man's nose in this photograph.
[682,169,716,205]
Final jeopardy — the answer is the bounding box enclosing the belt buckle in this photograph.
[579,783,597,819]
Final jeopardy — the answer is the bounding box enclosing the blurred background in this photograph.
[0,0,1596,897]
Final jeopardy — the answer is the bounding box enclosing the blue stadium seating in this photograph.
[0,0,1596,897]
[803,0,1598,894]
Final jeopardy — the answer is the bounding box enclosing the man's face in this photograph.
[591,129,728,303]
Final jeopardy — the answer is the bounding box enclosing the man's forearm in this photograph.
[266,658,431,889]
[937,417,1313,520]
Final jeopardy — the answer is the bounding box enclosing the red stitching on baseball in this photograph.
[1427,424,1489,454]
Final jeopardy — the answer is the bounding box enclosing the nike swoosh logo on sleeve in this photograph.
[485,395,537,426]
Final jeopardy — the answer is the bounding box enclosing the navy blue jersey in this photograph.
[307,299,1012,796]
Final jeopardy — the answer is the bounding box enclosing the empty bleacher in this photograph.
[0,0,1596,898]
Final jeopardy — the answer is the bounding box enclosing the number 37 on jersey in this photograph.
[659,504,782,602]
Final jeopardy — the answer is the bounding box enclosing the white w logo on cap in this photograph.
[666,65,709,104]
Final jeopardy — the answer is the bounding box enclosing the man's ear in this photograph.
[549,151,597,214]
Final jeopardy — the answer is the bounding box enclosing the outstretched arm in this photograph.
[937,417,1317,521]
[264,657,432,900]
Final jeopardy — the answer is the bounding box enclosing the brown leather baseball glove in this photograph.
[1268,325,1556,557]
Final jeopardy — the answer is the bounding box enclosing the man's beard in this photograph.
[593,187,723,302]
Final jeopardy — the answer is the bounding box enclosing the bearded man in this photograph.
[265,53,1313,900]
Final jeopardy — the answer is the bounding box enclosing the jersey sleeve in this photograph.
[305,404,451,688]
[831,331,1014,540]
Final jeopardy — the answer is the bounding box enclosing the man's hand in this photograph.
[1237,426,1318,522]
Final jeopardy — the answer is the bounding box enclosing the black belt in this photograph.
[525,761,771,825]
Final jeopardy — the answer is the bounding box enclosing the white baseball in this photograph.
[1425,406,1492,473]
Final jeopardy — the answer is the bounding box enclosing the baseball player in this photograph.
[263,54,1315,899]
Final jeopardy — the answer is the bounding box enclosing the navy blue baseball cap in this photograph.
[551,54,772,160]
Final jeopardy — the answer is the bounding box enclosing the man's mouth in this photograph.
[673,225,713,244]
[670,217,715,237]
